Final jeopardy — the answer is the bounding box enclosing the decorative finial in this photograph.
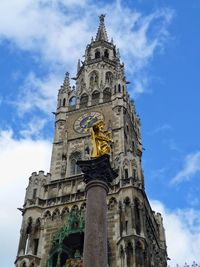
[99,14,106,23]
[95,14,108,42]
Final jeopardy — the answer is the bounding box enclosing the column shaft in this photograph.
[83,180,109,267]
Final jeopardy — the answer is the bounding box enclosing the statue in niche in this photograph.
[91,120,113,158]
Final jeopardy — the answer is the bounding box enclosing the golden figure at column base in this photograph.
[91,119,113,158]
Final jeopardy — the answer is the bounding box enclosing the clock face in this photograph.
[74,112,104,133]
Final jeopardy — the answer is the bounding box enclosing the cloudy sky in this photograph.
[0,0,200,266]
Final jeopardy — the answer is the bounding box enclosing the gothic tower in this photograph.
[15,15,168,267]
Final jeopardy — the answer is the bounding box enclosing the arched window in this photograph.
[120,246,125,267]
[135,241,144,267]
[90,71,99,87]
[108,197,117,210]
[126,242,134,267]
[24,218,32,254]
[80,93,88,108]
[61,206,69,218]
[43,210,51,220]
[135,198,141,235]
[63,98,66,106]
[124,169,129,179]
[95,50,100,59]
[21,262,27,267]
[52,209,60,220]
[104,49,109,58]
[69,96,76,107]
[80,202,86,211]
[91,90,100,105]
[105,71,113,85]
[70,152,82,175]
[118,84,121,93]
[103,88,111,102]
[114,85,116,94]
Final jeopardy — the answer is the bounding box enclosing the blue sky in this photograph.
[0,0,200,266]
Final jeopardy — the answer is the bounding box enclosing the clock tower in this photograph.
[15,15,168,267]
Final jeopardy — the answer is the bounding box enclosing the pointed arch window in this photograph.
[103,88,111,102]
[63,98,66,106]
[135,198,141,235]
[24,217,32,254]
[69,96,76,110]
[104,49,109,58]
[118,84,121,93]
[95,49,100,59]
[135,241,144,267]
[120,246,125,267]
[90,71,99,87]
[105,71,113,85]
[70,152,82,175]
[126,242,134,267]
[91,90,100,105]
[80,94,88,108]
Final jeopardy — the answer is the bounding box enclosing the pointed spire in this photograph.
[95,14,108,42]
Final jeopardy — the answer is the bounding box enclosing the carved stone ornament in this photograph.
[77,154,118,186]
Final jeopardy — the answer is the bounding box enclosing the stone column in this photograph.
[84,180,109,267]
[77,155,118,267]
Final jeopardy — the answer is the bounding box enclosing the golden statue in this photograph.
[91,120,113,158]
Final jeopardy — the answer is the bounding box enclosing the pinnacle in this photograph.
[63,72,70,88]
[95,14,108,42]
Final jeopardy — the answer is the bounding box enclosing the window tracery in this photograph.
[103,88,111,102]
[80,94,88,108]
[91,90,100,105]
[105,71,113,85]
[89,71,99,88]
[70,152,82,175]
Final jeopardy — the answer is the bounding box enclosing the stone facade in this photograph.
[15,15,168,267]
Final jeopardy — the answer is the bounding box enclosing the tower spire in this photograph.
[95,14,108,42]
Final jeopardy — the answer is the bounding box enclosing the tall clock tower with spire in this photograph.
[15,15,168,267]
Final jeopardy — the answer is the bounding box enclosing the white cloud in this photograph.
[148,123,172,135]
[0,0,174,109]
[20,117,48,138]
[0,129,51,266]
[16,72,62,115]
[171,151,200,184]
[151,200,200,267]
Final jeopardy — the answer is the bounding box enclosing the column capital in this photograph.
[77,154,118,187]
